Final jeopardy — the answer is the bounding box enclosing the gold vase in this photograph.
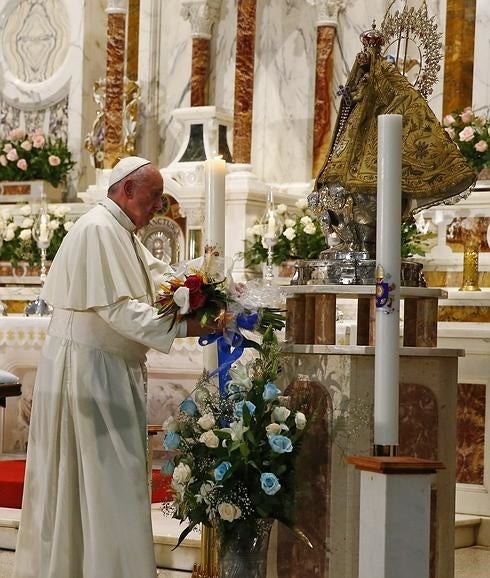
[459,240,481,291]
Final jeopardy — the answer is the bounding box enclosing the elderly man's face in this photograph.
[126,166,164,228]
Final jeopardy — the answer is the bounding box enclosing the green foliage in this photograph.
[401,217,435,259]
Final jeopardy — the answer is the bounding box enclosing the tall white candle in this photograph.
[204,156,226,260]
[203,156,226,374]
[39,214,49,244]
[374,114,402,447]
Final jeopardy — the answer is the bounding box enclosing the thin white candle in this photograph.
[204,156,226,259]
[39,214,49,244]
[374,114,402,447]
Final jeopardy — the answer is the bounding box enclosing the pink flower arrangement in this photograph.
[443,107,490,174]
[0,128,74,187]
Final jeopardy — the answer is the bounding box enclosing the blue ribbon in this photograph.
[198,312,259,397]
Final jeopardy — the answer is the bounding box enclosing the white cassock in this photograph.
[13,197,184,578]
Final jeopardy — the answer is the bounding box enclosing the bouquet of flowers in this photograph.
[0,128,75,187]
[443,108,490,174]
[0,203,74,267]
[162,327,310,550]
[155,255,285,334]
[243,198,326,267]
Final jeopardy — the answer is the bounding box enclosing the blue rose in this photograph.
[161,459,175,476]
[260,472,281,495]
[268,434,293,454]
[180,398,198,416]
[263,382,280,401]
[234,400,256,419]
[163,431,181,450]
[214,461,232,481]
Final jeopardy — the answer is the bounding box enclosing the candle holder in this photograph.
[25,197,53,316]
[261,186,282,285]
[459,236,481,292]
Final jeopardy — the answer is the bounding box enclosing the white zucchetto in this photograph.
[108,156,152,189]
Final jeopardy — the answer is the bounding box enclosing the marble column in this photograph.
[310,1,345,178]
[181,0,222,107]
[442,0,476,115]
[104,0,127,169]
[126,0,140,81]
[233,0,257,164]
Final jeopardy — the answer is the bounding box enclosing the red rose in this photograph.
[184,275,203,293]
[189,291,206,310]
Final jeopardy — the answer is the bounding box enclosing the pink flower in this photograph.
[475,140,488,153]
[0,155,7,167]
[20,140,32,151]
[445,127,455,139]
[443,114,455,127]
[9,128,26,141]
[459,126,475,142]
[461,109,474,124]
[6,148,18,161]
[16,159,28,171]
[48,155,61,166]
[31,133,45,148]
[3,143,12,153]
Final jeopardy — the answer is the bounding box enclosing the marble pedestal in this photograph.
[277,344,461,578]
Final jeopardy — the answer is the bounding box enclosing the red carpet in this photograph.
[0,460,173,508]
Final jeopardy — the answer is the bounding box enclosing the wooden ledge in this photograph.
[148,425,163,436]
[346,456,445,474]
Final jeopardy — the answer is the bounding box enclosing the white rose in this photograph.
[283,227,296,241]
[172,462,192,485]
[54,205,70,218]
[48,219,60,230]
[3,229,15,241]
[295,411,307,430]
[197,413,215,430]
[285,218,295,228]
[19,204,31,216]
[63,221,74,232]
[300,216,312,225]
[173,286,190,314]
[21,217,33,229]
[303,223,316,235]
[163,415,179,432]
[252,223,265,236]
[276,204,288,215]
[199,430,220,448]
[197,481,215,503]
[19,229,32,241]
[265,423,282,436]
[7,222,17,231]
[272,406,291,423]
[295,198,308,210]
[218,502,242,522]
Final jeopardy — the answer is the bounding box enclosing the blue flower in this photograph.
[234,400,256,419]
[180,398,198,416]
[260,472,281,495]
[161,459,175,476]
[163,431,181,450]
[214,461,232,481]
[263,382,280,401]
[268,434,293,454]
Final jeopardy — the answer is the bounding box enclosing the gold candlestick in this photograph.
[459,238,481,292]
[192,525,218,578]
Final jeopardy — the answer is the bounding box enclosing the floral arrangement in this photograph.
[400,216,436,259]
[243,198,326,267]
[156,255,285,333]
[162,327,310,549]
[0,128,75,187]
[443,107,490,174]
[0,204,74,267]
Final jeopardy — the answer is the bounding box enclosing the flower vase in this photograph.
[217,519,272,578]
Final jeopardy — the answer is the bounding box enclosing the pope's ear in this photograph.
[123,179,134,198]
